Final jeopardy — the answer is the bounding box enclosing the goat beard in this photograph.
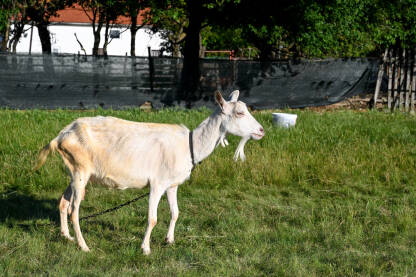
[233,136,250,162]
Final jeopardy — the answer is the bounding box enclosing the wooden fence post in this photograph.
[393,47,400,111]
[387,47,393,110]
[399,48,406,111]
[405,49,412,112]
[372,48,388,109]
[412,49,416,114]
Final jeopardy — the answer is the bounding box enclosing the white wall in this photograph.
[14,23,163,56]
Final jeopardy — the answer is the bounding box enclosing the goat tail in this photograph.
[33,138,58,171]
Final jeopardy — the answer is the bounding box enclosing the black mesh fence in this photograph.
[0,53,379,109]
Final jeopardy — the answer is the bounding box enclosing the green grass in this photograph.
[1,108,416,276]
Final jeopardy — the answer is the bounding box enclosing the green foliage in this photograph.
[2,0,416,58]
[0,0,18,35]
[125,0,149,23]
[297,0,377,57]
[0,10,8,35]
[148,0,188,56]
[370,0,416,49]
[1,109,416,275]
[199,0,416,58]
[201,25,247,52]
[26,0,71,23]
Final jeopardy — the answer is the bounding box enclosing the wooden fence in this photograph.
[373,47,416,112]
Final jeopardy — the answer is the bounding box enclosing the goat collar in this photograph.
[189,131,196,168]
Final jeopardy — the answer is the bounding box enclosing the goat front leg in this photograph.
[166,186,179,244]
[141,186,164,255]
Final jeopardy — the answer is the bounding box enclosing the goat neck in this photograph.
[191,109,225,164]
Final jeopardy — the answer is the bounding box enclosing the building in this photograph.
[14,4,164,56]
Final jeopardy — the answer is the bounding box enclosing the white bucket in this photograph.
[272,113,297,128]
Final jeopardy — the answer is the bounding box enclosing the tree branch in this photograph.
[80,4,94,23]
[74,32,87,56]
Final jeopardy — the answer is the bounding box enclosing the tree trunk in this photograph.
[172,43,181,58]
[1,20,10,52]
[37,22,51,54]
[92,18,104,56]
[103,20,110,57]
[179,1,203,105]
[169,23,185,57]
[130,14,137,57]
[12,34,20,53]
[259,44,274,61]
[92,30,101,56]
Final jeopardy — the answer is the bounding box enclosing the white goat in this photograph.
[35,90,264,255]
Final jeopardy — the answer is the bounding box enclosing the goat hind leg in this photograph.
[59,185,74,241]
[70,171,90,251]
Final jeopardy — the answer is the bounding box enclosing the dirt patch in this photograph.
[305,94,377,111]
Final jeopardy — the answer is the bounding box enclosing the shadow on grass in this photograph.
[0,190,59,230]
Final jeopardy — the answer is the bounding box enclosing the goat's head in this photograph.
[215,90,264,141]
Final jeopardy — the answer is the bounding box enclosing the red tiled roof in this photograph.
[50,4,146,25]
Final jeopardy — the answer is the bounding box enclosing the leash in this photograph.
[79,192,149,222]
[19,191,149,228]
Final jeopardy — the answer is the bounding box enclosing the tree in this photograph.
[201,26,251,58]
[295,0,377,58]
[8,0,31,53]
[369,0,416,50]
[126,0,149,57]
[149,0,243,103]
[102,0,125,56]
[1,0,71,54]
[225,0,294,60]
[203,0,380,59]
[146,0,198,102]
[79,0,126,56]
[79,0,106,56]
[148,0,187,57]
[0,0,18,52]
[25,0,71,54]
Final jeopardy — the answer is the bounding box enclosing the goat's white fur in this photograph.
[35,90,264,254]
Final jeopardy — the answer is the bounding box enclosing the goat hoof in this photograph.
[141,244,151,255]
[80,245,90,252]
[142,248,151,255]
[165,237,174,244]
[61,232,74,242]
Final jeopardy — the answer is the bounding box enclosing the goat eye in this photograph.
[236,112,245,117]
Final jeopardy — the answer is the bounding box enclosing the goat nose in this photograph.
[259,127,264,134]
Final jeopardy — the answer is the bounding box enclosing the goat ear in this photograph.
[229,90,240,102]
[215,91,226,110]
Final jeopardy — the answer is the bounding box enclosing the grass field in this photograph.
[0,108,416,276]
